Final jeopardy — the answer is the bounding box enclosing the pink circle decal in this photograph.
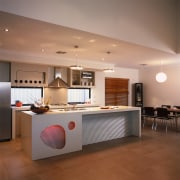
[40,125,65,149]
[68,121,76,130]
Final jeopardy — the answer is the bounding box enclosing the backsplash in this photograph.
[44,88,67,105]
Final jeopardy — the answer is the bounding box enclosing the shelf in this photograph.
[68,69,95,87]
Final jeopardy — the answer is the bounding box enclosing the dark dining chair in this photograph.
[161,104,175,118]
[142,107,156,129]
[161,105,171,114]
[173,106,180,116]
[155,107,174,133]
[172,106,180,131]
[173,106,180,109]
[161,105,171,108]
[171,105,180,117]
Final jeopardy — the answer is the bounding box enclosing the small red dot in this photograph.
[68,121,75,130]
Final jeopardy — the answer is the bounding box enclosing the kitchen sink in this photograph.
[59,108,87,111]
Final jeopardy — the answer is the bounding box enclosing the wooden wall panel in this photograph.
[105,78,129,106]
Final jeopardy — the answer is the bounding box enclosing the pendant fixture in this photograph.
[103,51,115,73]
[70,65,83,70]
[156,61,167,83]
[103,68,115,73]
[156,72,167,83]
[70,45,83,70]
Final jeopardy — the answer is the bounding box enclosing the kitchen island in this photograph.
[20,106,141,160]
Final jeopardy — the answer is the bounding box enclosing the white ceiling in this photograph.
[0,11,179,70]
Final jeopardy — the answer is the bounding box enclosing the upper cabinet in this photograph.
[10,62,95,88]
[11,62,49,87]
[68,69,95,87]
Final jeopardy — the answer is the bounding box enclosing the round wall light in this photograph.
[156,72,167,83]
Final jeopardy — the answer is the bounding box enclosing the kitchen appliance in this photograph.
[81,71,93,79]
[0,82,12,141]
[48,67,69,88]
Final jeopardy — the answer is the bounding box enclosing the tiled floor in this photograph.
[0,126,180,180]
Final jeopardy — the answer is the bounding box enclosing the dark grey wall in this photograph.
[0,61,10,82]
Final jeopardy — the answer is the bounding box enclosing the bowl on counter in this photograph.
[30,105,49,114]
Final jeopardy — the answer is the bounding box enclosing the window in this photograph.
[11,87,43,105]
[68,88,91,104]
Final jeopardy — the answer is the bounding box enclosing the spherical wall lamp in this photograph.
[156,72,167,83]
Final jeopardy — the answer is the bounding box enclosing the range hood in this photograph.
[48,67,69,88]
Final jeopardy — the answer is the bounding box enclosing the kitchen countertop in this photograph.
[48,103,100,109]
[23,105,141,116]
[11,103,99,110]
[11,106,30,110]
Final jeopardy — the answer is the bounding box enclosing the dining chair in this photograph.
[161,105,171,108]
[155,107,175,133]
[173,106,180,116]
[161,104,175,119]
[172,106,180,128]
[161,105,171,114]
[142,107,156,129]
[173,106,180,109]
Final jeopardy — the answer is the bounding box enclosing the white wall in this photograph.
[0,0,177,53]
[139,65,180,107]
[91,67,139,106]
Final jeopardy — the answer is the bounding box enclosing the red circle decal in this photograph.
[68,121,75,130]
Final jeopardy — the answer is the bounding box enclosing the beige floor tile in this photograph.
[0,127,180,180]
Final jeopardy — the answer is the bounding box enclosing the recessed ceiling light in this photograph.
[4,28,9,32]
[89,39,96,43]
[111,44,117,47]
[73,36,82,40]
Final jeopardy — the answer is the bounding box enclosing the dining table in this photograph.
[167,108,180,132]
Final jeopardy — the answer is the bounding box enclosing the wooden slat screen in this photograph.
[105,78,129,106]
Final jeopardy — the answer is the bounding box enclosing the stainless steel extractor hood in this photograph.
[48,67,69,88]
